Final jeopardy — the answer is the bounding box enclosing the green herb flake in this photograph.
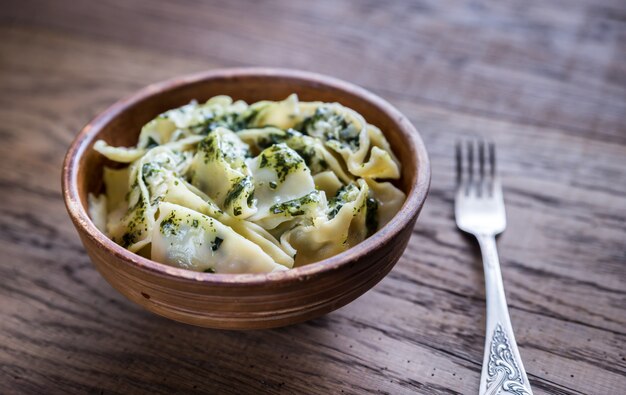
[142,163,161,180]
[160,212,180,237]
[211,237,224,251]
[121,231,137,248]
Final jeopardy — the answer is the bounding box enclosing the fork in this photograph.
[454,140,533,395]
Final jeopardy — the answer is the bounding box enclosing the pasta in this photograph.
[90,95,405,273]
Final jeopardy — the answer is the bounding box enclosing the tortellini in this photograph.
[91,95,406,273]
[152,202,286,273]
[189,127,255,218]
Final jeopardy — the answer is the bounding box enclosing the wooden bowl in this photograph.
[62,68,431,329]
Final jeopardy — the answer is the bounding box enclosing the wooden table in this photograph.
[1,1,625,394]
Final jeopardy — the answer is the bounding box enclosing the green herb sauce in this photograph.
[258,144,304,182]
[270,191,320,217]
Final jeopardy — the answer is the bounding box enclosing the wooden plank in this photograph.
[1,236,624,394]
[2,0,625,141]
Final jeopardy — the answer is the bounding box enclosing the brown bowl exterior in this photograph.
[62,68,430,329]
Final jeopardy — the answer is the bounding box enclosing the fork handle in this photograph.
[476,234,533,395]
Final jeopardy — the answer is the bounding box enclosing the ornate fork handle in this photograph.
[477,234,533,395]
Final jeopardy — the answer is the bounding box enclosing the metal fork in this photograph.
[454,140,533,395]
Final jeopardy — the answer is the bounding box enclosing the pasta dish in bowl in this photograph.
[62,68,430,329]
[89,94,405,273]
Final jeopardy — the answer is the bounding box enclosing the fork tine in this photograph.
[467,140,482,196]
[458,139,497,196]
[478,140,485,180]
[478,140,486,196]
[466,140,474,185]
[486,141,498,196]
[489,141,496,178]
[455,141,463,186]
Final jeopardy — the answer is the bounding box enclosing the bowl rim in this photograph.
[62,67,431,286]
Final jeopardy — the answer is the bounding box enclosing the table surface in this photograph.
[1,1,625,394]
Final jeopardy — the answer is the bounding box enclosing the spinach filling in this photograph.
[296,107,360,151]
[328,184,360,219]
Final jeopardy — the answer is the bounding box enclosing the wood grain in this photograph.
[1,0,625,394]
